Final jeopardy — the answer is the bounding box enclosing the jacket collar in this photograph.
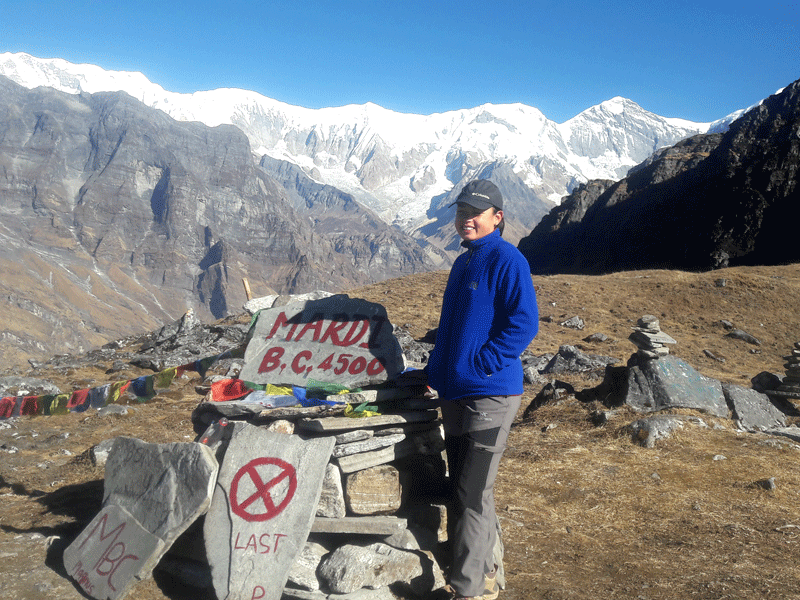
[460,229,502,251]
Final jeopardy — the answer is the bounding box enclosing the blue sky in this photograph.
[3,0,798,123]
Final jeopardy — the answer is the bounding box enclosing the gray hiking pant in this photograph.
[441,394,520,597]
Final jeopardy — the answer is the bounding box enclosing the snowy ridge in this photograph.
[1,52,734,231]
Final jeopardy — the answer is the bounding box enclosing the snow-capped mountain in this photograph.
[0,52,726,247]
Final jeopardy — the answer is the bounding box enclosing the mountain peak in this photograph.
[0,52,746,237]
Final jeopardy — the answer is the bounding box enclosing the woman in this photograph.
[426,179,539,599]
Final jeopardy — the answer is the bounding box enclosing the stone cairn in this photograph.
[246,393,448,597]
[63,294,452,600]
[185,390,450,599]
[628,315,677,359]
[773,341,800,399]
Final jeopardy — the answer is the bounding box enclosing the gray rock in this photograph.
[617,355,729,418]
[244,295,280,314]
[703,349,726,363]
[334,429,373,445]
[335,429,445,474]
[65,437,217,599]
[753,477,776,490]
[204,424,335,600]
[725,329,762,345]
[281,588,328,600]
[239,295,405,388]
[310,516,408,536]
[629,329,677,347]
[583,332,608,343]
[103,437,218,542]
[327,587,398,599]
[541,345,617,374]
[96,405,130,417]
[267,420,296,435]
[287,541,329,591]
[751,371,784,393]
[63,504,165,600]
[90,438,118,467]
[0,376,61,397]
[298,411,438,434]
[521,352,553,373]
[317,543,434,596]
[332,434,406,458]
[723,383,787,431]
[344,465,403,515]
[559,316,585,330]
[394,328,434,365]
[521,353,554,383]
[317,463,346,519]
[637,315,660,330]
[636,347,670,359]
[624,415,707,448]
[765,427,800,443]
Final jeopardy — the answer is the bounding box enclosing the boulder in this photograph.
[723,383,787,431]
[614,355,729,418]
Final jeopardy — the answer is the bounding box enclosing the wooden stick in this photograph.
[242,277,253,300]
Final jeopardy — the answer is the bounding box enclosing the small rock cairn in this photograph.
[628,315,677,359]
[774,341,800,399]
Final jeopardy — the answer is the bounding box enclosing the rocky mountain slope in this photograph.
[0,52,723,251]
[518,79,800,274]
[0,52,764,370]
[0,76,435,368]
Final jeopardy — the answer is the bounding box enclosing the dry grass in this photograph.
[2,264,800,599]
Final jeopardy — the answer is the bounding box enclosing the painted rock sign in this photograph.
[239,295,405,388]
[63,438,219,600]
[63,505,164,600]
[205,423,335,600]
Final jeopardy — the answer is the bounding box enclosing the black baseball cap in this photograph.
[449,179,503,211]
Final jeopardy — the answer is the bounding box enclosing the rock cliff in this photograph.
[0,76,435,367]
[518,79,800,274]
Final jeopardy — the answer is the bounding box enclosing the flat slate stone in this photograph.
[65,437,219,599]
[334,430,373,444]
[239,295,405,388]
[332,433,406,458]
[630,330,676,345]
[286,541,329,591]
[335,429,445,474]
[298,410,438,433]
[204,424,335,600]
[316,462,346,519]
[63,504,165,600]
[723,383,787,431]
[344,465,403,515]
[765,427,800,443]
[103,437,219,542]
[310,516,408,535]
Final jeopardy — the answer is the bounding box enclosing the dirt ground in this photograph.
[2,264,800,599]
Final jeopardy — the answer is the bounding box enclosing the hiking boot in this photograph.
[448,575,500,600]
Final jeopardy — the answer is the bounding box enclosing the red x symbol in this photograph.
[229,457,297,522]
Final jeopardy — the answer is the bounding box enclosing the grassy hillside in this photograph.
[1,264,799,599]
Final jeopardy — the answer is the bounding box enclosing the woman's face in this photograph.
[455,204,503,242]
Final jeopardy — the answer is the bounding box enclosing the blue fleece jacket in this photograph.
[426,230,539,401]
